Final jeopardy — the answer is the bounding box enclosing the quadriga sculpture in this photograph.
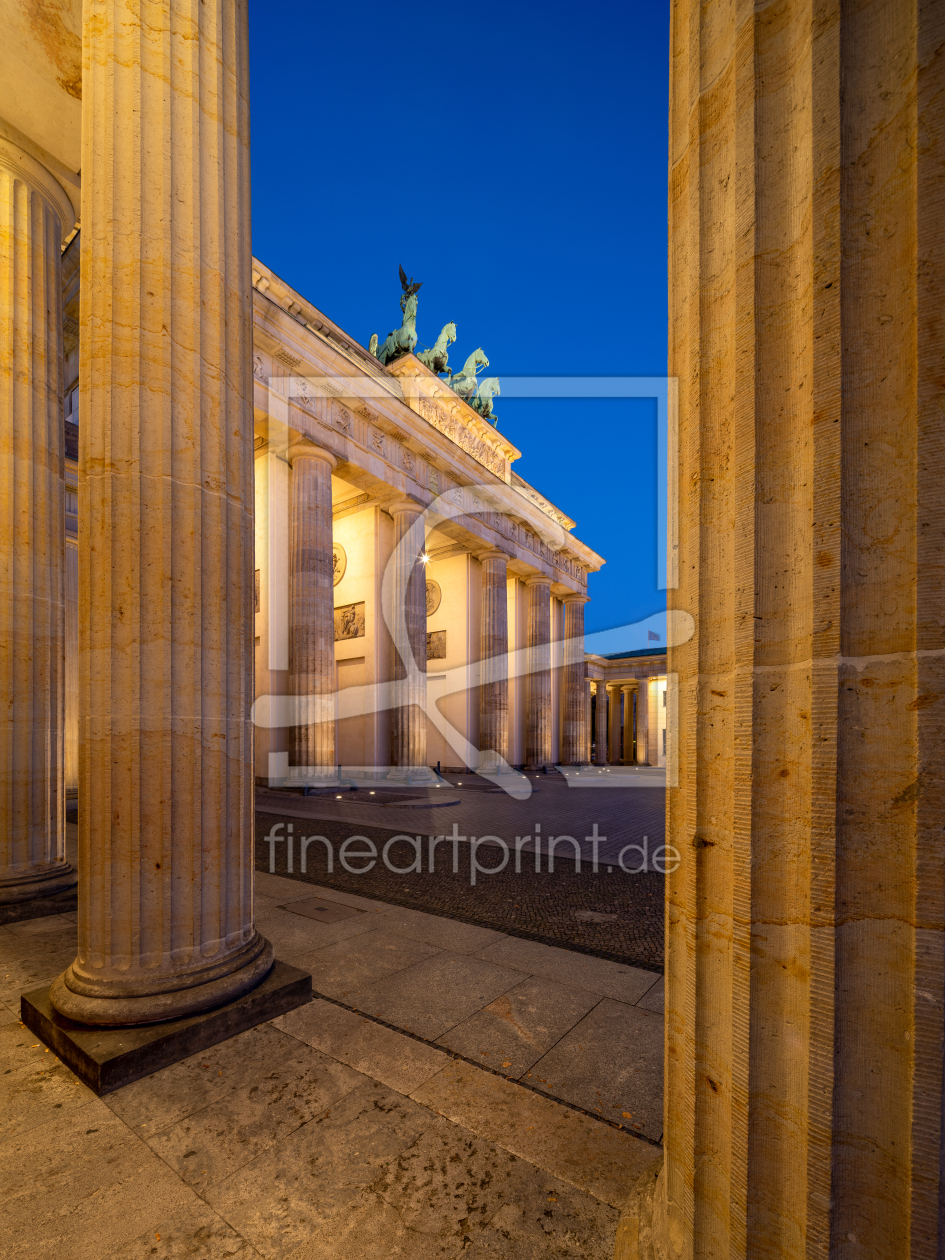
[471,376,500,425]
[449,348,489,403]
[417,321,456,376]
[369,266,423,365]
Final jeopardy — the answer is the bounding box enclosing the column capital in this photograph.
[286,439,337,471]
[477,549,510,564]
[387,497,424,519]
[561,591,590,605]
[524,572,552,588]
[0,138,75,234]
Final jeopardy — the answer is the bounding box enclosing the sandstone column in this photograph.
[286,441,337,785]
[634,680,649,766]
[50,0,273,1024]
[593,681,608,766]
[560,594,589,764]
[0,140,77,904]
[620,1,945,1255]
[608,684,622,764]
[523,574,552,770]
[621,685,635,764]
[478,550,509,774]
[585,680,592,764]
[388,500,433,781]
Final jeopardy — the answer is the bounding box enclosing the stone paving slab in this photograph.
[303,928,441,1002]
[201,1080,433,1259]
[349,952,525,1040]
[526,999,664,1140]
[145,1033,366,1190]
[274,998,450,1096]
[410,1061,660,1209]
[102,1199,253,1259]
[475,935,661,1004]
[436,975,601,1078]
[283,1114,621,1260]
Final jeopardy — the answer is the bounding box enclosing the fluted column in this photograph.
[388,500,433,781]
[286,441,337,785]
[560,593,589,764]
[635,679,649,766]
[621,685,635,764]
[593,681,608,766]
[523,574,552,770]
[0,140,77,904]
[478,550,509,774]
[618,1,945,1255]
[584,681,592,763]
[608,684,622,763]
[50,0,272,1025]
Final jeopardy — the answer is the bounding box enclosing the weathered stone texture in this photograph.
[655,0,945,1257]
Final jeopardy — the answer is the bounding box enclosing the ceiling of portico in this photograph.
[0,0,82,179]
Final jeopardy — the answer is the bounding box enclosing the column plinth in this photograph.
[0,140,77,904]
[478,550,509,774]
[560,594,589,765]
[50,0,271,1026]
[523,574,552,771]
[387,500,435,783]
[285,441,337,786]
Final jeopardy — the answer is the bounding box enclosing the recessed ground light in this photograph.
[369,790,375,795]
[335,794,342,799]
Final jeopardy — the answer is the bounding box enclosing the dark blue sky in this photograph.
[249,1,669,640]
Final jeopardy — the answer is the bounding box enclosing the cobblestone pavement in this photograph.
[255,787,666,971]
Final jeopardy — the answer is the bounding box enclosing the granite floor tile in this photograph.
[0,1101,196,1260]
[410,1062,660,1209]
[304,928,441,1002]
[369,905,507,954]
[636,975,664,1012]
[274,998,450,1095]
[285,1114,619,1260]
[102,1199,256,1259]
[145,1036,366,1187]
[351,952,523,1039]
[0,1022,96,1139]
[526,998,663,1139]
[255,871,392,914]
[104,1022,306,1138]
[1,913,78,938]
[436,976,600,1077]
[204,1080,433,1258]
[253,903,377,958]
[475,936,658,1004]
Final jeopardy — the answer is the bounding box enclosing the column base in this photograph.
[22,959,312,1096]
[0,884,78,926]
[614,1158,667,1260]
[387,765,438,785]
[0,862,78,905]
[50,932,275,1026]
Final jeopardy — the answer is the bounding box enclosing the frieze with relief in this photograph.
[417,398,505,479]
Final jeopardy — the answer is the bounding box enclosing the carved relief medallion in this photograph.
[334,601,365,641]
[332,543,347,586]
[425,579,441,617]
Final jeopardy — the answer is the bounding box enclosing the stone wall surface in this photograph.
[624,1,945,1257]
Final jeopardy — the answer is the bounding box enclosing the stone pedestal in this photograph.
[478,550,509,774]
[285,441,337,785]
[0,140,77,905]
[523,575,552,770]
[593,682,608,766]
[387,500,434,782]
[619,1,945,1254]
[49,0,275,1026]
[560,594,589,764]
